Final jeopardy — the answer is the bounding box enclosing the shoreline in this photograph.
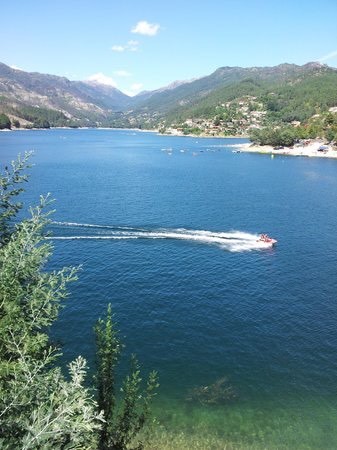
[2,127,337,160]
[233,140,337,159]
[0,126,160,133]
[0,126,245,139]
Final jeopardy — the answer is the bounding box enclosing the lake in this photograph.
[1,128,337,448]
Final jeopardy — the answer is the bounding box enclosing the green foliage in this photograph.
[263,71,337,123]
[95,304,122,447]
[0,113,11,130]
[250,111,337,146]
[249,126,299,147]
[0,151,31,245]
[0,154,158,449]
[14,105,68,127]
[181,125,202,136]
[0,196,103,448]
[95,306,159,450]
[114,357,158,449]
[148,65,337,138]
[32,118,50,128]
[325,127,337,143]
[3,354,103,450]
[323,113,337,143]
[0,155,103,448]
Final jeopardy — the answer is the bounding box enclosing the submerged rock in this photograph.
[185,377,237,406]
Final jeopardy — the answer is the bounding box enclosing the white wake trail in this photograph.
[49,222,275,253]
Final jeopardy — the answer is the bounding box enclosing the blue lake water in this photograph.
[1,128,337,448]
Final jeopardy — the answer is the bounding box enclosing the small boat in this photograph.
[257,234,277,246]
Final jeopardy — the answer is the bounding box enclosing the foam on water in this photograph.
[49,222,275,252]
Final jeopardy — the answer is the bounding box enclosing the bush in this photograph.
[0,113,11,130]
[249,126,298,147]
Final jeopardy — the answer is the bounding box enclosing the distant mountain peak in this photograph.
[137,78,196,97]
[303,61,327,69]
[85,73,117,88]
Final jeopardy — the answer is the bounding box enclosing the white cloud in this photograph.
[114,70,131,77]
[127,40,139,51]
[318,50,337,63]
[124,82,144,97]
[111,40,139,52]
[131,83,143,91]
[10,64,23,71]
[131,20,160,36]
[87,73,117,87]
[111,45,125,52]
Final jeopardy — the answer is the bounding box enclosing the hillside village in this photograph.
[158,96,267,137]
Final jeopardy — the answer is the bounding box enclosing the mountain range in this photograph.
[1,61,337,135]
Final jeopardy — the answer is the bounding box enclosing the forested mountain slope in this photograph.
[1,61,337,138]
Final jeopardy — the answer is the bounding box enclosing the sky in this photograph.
[1,0,337,96]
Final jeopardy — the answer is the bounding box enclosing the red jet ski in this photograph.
[257,234,277,246]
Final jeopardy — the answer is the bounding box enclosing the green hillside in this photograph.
[1,61,337,143]
[0,62,129,128]
[140,63,337,143]
[131,63,336,122]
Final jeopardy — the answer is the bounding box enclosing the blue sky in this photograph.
[2,0,337,96]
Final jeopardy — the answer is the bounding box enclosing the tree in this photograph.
[325,127,337,144]
[0,154,158,449]
[0,113,11,130]
[0,155,103,449]
[33,118,50,129]
[95,306,159,450]
[0,151,31,245]
[95,304,121,448]
[249,126,298,147]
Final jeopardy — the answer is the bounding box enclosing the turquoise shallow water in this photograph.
[1,129,337,447]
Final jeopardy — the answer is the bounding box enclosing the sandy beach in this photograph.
[233,140,337,159]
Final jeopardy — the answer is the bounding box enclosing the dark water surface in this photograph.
[1,129,337,448]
